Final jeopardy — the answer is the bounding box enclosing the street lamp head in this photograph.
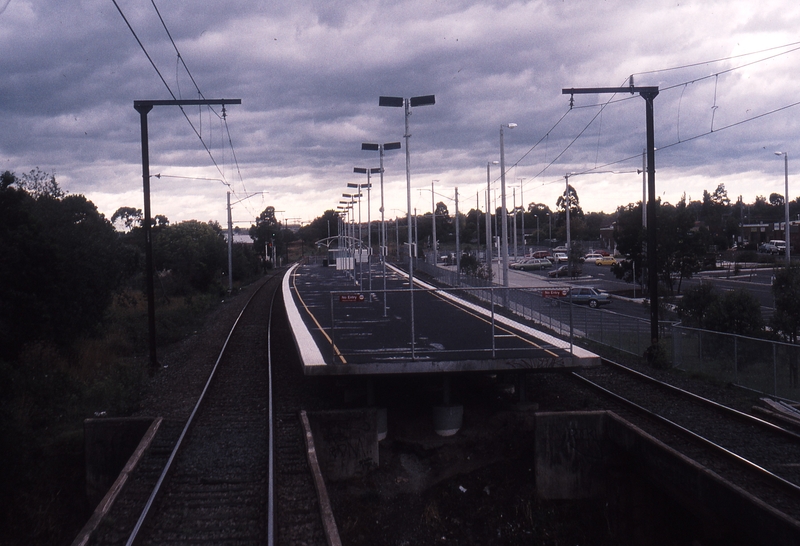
[409,94,436,107]
[379,96,404,107]
[776,151,787,157]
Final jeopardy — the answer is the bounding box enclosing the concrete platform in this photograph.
[283,260,600,375]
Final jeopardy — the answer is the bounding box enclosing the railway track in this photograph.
[83,272,330,545]
[573,360,800,525]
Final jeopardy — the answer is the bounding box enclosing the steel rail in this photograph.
[126,273,279,546]
[267,279,278,546]
[570,368,800,498]
[598,359,800,443]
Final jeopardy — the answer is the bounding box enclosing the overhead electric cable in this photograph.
[150,0,249,198]
[513,41,800,195]
[111,0,230,185]
[632,40,800,76]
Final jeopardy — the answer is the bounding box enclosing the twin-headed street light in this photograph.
[361,142,401,317]
[379,94,435,360]
[351,170,380,290]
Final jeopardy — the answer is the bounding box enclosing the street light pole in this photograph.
[486,161,498,280]
[499,123,517,295]
[362,142,401,317]
[776,152,791,263]
[512,186,518,260]
[379,94,435,359]
[352,169,380,290]
[519,178,526,256]
[564,174,572,255]
[431,180,438,265]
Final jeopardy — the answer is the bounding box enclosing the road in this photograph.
[505,260,780,321]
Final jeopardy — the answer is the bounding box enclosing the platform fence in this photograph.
[414,260,658,358]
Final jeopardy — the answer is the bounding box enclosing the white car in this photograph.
[553,252,568,263]
[584,253,604,261]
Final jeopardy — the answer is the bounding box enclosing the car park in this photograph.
[548,265,582,278]
[595,256,617,266]
[567,287,611,308]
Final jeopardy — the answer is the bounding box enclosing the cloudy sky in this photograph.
[3,0,800,229]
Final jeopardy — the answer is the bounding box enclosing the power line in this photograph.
[111,0,232,187]
[510,43,800,197]
[149,0,250,201]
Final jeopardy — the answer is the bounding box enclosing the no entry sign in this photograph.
[542,289,568,299]
[339,294,365,303]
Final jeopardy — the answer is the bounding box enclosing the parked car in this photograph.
[553,245,568,253]
[595,256,617,266]
[770,240,787,254]
[553,252,569,263]
[758,243,779,254]
[568,287,612,308]
[532,250,554,261]
[521,258,552,270]
[585,253,604,261]
[548,265,582,278]
[509,258,534,270]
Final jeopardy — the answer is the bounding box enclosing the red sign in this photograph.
[339,294,365,303]
[542,289,568,299]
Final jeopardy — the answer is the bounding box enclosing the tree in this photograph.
[769,192,785,207]
[612,202,646,287]
[18,167,64,199]
[677,283,763,336]
[0,182,122,358]
[298,209,340,247]
[556,183,583,218]
[771,264,800,343]
[705,289,763,336]
[111,206,143,230]
[710,183,730,207]
[153,220,226,294]
[250,206,283,262]
[677,282,717,327]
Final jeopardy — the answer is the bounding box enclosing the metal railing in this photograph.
[673,325,800,400]
[415,260,659,358]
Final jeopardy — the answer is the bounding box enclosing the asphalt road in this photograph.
[504,260,780,321]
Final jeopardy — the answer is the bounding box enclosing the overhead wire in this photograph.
[113,0,250,197]
[508,41,800,200]
[149,0,248,197]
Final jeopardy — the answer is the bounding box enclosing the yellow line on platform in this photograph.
[291,269,347,365]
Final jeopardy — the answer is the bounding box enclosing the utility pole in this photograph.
[134,98,241,371]
[562,85,660,352]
